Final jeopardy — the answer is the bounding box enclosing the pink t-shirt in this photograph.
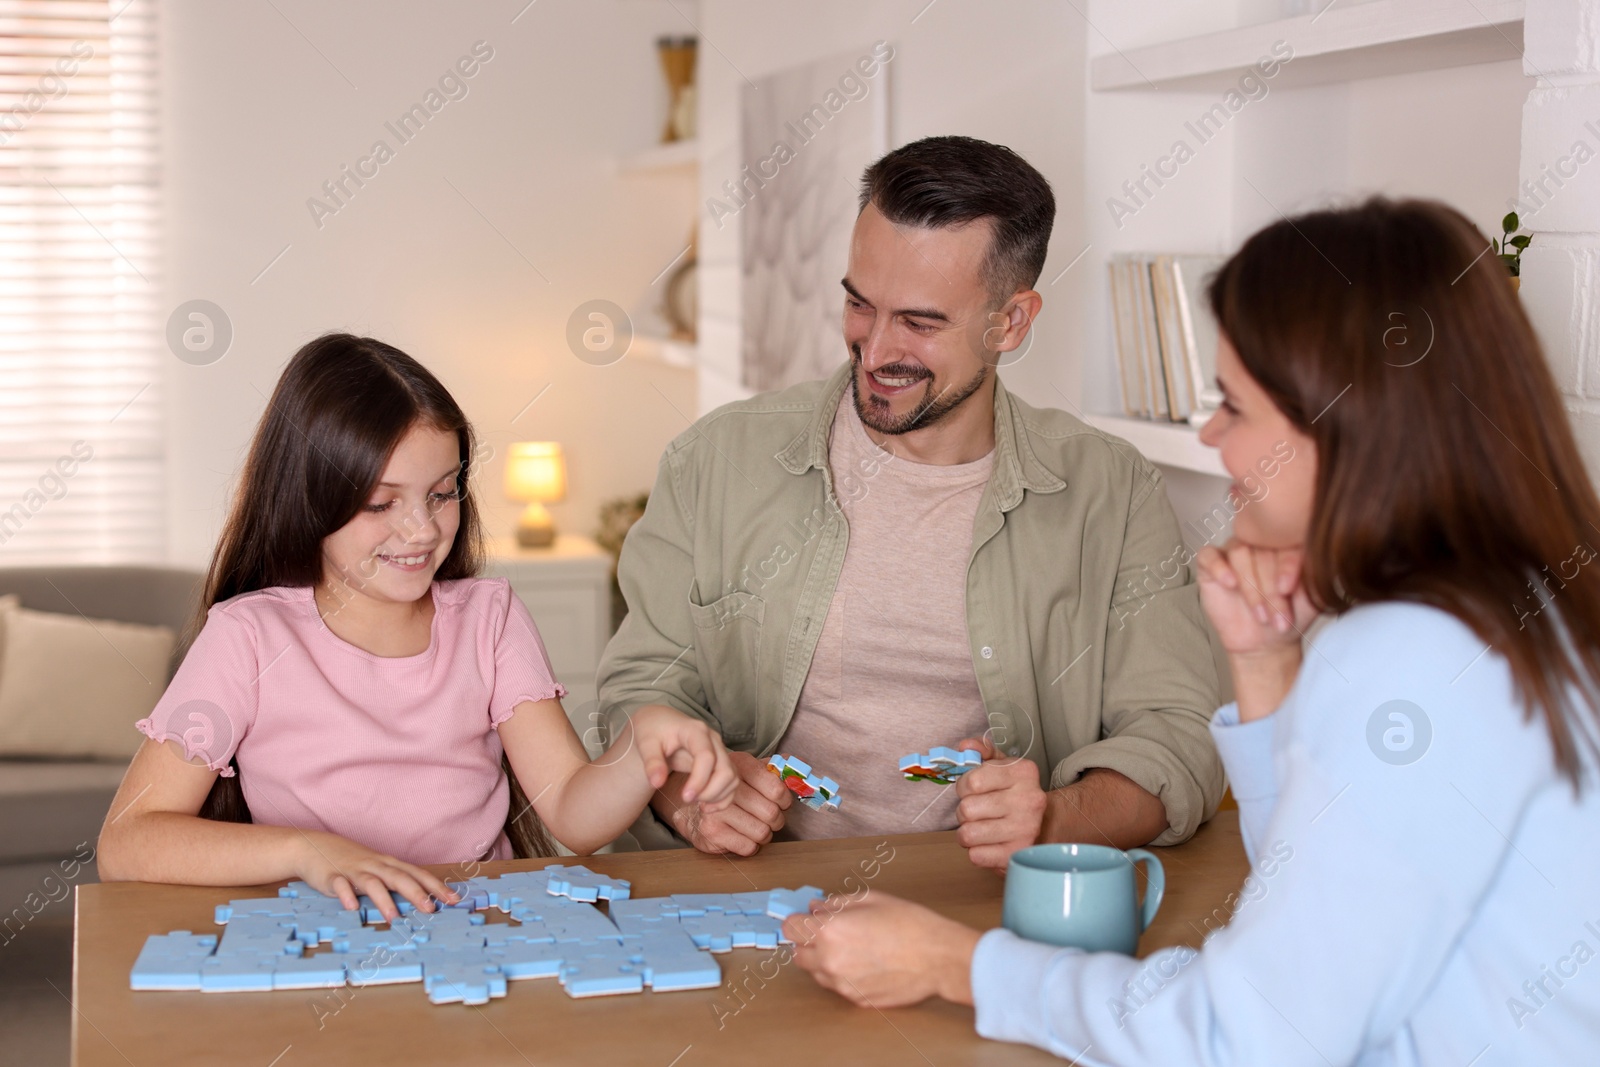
[137,577,567,866]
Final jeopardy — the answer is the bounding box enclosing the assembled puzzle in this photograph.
[131,864,826,1005]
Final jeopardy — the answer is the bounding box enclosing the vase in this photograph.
[657,36,697,144]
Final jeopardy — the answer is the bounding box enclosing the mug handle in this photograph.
[1126,849,1165,933]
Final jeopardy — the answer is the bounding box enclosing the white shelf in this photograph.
[619,138,698,174]
[1091,0,1523,92]
[1084,414,1229,478]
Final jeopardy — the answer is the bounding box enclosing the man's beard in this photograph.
[849,346,989,436]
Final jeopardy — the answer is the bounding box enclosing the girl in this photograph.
[99,334,736,919]
[782,198,1600,1064]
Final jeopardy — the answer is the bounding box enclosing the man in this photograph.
[597,135,1222,869]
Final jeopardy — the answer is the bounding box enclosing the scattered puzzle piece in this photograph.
[345,947,425,987]
[130,932,219,991]
[544,863,632,903]
[899,746,982,784]
[765,886,825,921]
[677,911,786,952]
[766,753,842,810]
[419,948,508,1006]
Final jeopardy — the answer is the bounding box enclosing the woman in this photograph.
[782,198,1600,1065]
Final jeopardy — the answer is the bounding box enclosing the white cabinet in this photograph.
[485,535,613,721]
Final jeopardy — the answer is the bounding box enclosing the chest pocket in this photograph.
[686,579,764,743]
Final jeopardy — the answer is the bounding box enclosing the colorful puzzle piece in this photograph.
[134,864,825,1006]
[766,753,842,810]
[899,746,983,784]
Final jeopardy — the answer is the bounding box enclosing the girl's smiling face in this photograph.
[1198,334,1318,548]
[320,421,463,604]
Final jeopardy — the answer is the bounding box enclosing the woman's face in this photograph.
[319,422,462,605]
[1198,334,1318,548]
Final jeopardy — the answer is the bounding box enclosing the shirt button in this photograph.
[980,646,993,659]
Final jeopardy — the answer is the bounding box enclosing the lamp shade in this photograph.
[504,442,566,504]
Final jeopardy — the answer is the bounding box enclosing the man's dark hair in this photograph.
[858,135,1055,306]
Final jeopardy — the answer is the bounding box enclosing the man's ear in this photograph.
[1003,289,1044,350]
[977,289,1044,365]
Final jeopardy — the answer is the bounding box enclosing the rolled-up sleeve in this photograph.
[1051,475,1225,845]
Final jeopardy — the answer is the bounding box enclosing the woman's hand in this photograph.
[626,704,738,811]
[1195,540,1316,654]
[1195,540,1318,720]
[784,892,982,1008]
[292,830,458,921]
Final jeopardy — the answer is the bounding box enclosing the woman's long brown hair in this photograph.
[1209,196,1600,786]
[188,333,555,858]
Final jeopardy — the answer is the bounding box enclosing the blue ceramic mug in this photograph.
[1002,843,1165,953]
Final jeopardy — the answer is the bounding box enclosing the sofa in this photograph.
[0,565,204,912]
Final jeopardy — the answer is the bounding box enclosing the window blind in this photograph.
[0,0,163,563]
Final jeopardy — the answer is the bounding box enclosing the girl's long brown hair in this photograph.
[189,333,555,858]
[1209,197,1600,786]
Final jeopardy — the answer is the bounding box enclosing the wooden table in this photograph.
[72,812,1247,1066]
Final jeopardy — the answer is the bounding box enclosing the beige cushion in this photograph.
[0,599,175,760]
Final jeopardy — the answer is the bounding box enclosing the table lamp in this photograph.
[504,442,566,548]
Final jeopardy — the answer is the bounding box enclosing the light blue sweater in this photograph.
[972,602,1600,1065]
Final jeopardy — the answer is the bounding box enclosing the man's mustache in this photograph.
[851,346,930,381]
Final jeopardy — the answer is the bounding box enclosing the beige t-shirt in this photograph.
[776,393,996,840]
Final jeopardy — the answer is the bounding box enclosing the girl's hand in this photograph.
[1195,540,1317,656]
[784,892,981,1007]
[292,830,458,922]
[627,705,738,811]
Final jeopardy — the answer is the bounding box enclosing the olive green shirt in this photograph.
[598,363,1224,848]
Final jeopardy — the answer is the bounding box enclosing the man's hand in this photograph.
[652,750,792,856]
[952,737,1047,871]
[784,892,980,1008]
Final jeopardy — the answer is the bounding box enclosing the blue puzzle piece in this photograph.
[324,926,420,956]
[487,939,569,980]
[489,870,555,913]
[130,932,218,991]
[766,886,825,921]
[515,899,622,943]
[418,949,507,1006]
[345,947,424,987]
[200,954,279,992]
[214,896,296,924]
[271,954,347,990]
[608,897,681,933]
[484,919,557,946]
[215,930,302,958]
[558,943,645,998]
[677,912,784,952]
[544,864,632,903]
[631,929,722,992]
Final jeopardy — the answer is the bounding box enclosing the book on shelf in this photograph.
[1107,253,1224,425]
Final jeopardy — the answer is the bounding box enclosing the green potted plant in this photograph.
[1494,211,1532,291]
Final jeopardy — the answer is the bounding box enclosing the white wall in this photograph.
[693,0,1090,420]
[1520,0,1600,479]
[160,0,702,567]
[1082,0,1531,525]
